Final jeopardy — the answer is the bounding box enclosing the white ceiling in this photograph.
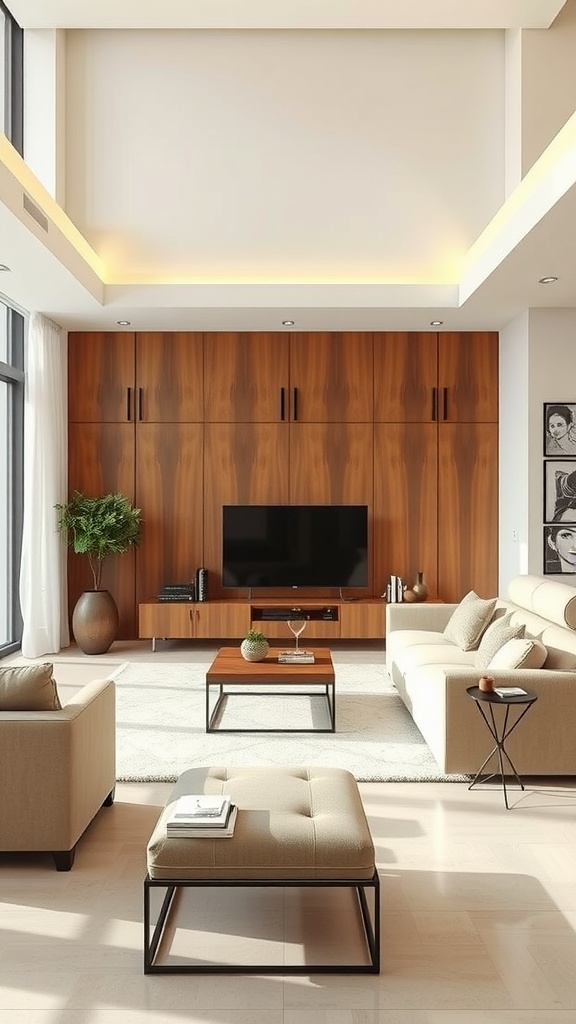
[0,0,575,334]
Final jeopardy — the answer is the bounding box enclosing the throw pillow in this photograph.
[0,663,62,711]
[489,638,548,670]
[475,617,526,670]
[443,591,497,651]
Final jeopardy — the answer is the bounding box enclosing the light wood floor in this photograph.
[2,642,576,1022]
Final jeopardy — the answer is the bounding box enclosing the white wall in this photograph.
[521,0,576,173]
[499,312,530,593]
[528,308,576,578]
[23,30,66,203]
[63,28,505,281]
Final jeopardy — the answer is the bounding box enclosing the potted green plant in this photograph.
[55,490,143,654]
[240,629,270,662]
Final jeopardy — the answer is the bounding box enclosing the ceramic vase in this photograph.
[240,637,270,662]
[412,571,429,602]
[72,589,119,655]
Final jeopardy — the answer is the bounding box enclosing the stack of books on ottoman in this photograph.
[166,795,237,838]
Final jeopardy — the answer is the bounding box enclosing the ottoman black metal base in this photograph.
[144,871,380,974]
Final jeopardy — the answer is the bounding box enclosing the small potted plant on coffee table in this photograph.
[240,629,270,662]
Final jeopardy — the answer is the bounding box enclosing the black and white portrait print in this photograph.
[543,403,576,457]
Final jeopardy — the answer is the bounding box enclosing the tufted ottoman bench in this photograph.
[144,765,379,974]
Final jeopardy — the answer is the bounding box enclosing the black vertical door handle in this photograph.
[442,387,448,421]
[292,387,298,421]
[138,387,143,421]
[126,387,132,421]
[280,387,286,421]
[431,387,437,422]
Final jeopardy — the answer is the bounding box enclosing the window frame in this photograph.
[1,0,23,155]
[0,307,24,656]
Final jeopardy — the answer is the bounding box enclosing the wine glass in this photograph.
[287,615,308,652]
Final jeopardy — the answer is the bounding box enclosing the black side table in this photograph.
[466,686,538,809]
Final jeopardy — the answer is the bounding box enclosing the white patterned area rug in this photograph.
[111,661,469,783]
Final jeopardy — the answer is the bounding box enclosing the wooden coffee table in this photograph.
[205,647,336,733]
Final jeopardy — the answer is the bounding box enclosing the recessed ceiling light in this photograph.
[0,264,10,272]
[282,320,295,326]
[538,276,558,284]
[116,320,131,326]
[430,320,443,326]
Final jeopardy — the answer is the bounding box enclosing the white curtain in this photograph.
[19,313,69,657]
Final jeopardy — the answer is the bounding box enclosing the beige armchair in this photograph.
[0,677,116,870]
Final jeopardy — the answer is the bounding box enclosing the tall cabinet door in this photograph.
[374,332,437,423]
[374,424,438,598]
[136,423,204,604]
[438,332,498,423]
[289,332,374,422]
[68,332,135,423]
[203,333,289,422]
[136,332,204,422]
[438,423,498,600]
[203,423,290,598]
[67,423,136,637]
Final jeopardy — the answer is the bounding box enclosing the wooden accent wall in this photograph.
[67,330,499,637]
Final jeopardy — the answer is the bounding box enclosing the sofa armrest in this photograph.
[0,678,116,852]
[386,602,457,634]
[414,665,576,774]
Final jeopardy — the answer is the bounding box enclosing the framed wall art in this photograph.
[543,402,576,457]
[544,460,576,524]
[544,524,576,574]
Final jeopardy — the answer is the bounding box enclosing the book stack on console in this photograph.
[166,795,237,838]
[158,582,196,602]
[385,575,404,602]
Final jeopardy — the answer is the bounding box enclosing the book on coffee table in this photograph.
[277,651,315,664]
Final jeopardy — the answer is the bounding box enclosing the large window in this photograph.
[1,1,23,154]
[0,304,24,655]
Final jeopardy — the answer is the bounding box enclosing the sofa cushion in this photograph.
[443,591,497,651]
[508,575,576,630]
[488,637,548,670]
[0,663,62,711]
[475,616,526,670]
[394,644,476,676]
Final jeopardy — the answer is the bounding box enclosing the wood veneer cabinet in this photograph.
[139,600,250,644]
[68,329,499,637]
[68,332,203,423]
[373,331,498,600]
[204,331,373,422]
[139,597,385,644]
[68,332,205,638]
[374,331,498,423]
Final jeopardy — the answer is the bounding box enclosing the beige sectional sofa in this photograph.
[386,575,576,776]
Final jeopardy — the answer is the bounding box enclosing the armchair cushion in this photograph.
[0,663,61,711]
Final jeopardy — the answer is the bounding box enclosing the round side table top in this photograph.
[466,685,537,706]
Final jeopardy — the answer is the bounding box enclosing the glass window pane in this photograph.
[0,9,6,136]
[0,380,8,646]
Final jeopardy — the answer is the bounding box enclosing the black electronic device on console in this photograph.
[196,567,208,602]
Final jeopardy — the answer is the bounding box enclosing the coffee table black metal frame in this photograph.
[466,686,538,808]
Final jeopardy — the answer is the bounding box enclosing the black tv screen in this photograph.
[222,505,368,589]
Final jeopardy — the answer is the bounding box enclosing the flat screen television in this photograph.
[222,504,368,589]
